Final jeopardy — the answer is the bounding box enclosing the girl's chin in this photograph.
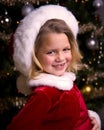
[52,72,65,76]
[44,70,65,76]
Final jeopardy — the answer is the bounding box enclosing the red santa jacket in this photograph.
[7,72,92,130]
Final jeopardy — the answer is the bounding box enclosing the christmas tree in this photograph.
[0,0,104,129]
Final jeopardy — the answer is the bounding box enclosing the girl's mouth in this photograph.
[53,63,66,70]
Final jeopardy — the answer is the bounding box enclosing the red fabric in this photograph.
[7,84,92,130]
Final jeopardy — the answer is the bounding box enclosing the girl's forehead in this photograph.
[42,33,69,42]
[38,33,71,49]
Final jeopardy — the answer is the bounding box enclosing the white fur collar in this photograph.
[28,72,76,91]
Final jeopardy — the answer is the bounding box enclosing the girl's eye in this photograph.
[46,50,56,55]
[63,48,71,52]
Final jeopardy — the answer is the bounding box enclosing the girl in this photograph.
[7,5,101,130]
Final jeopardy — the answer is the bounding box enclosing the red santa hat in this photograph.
[13,4,79,76]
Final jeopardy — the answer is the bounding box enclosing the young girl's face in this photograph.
[36,33,72,76]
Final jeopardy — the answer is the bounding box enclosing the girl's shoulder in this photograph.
[31,84,80,102]
[32,86,61,99]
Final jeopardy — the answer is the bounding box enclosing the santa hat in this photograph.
[13,4,79,76]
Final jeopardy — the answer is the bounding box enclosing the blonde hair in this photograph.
[29,19,82,79]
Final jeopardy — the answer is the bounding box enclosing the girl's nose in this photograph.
[55,52,64,62]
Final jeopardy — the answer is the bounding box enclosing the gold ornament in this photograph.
[81,84,93,95]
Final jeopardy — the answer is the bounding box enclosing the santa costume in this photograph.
[7,5,101,130]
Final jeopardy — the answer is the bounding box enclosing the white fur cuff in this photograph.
[88,110,101,130]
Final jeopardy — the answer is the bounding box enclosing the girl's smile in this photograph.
[36,33,72,76]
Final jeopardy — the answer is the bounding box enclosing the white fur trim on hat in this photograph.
[13,4,78,76]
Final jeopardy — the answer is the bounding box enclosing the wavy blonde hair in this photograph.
[29,19,82,79]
